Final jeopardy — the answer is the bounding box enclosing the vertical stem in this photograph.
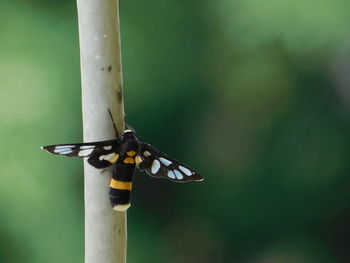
[76,0,127,262]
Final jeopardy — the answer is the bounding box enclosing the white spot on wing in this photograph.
[151,160,161,174]
[135,155,142,165]
[179,165,192,176]
[167,171,176,179]
[94,54,101,60]
[159,157,172,166]
[54,147,73,153]
[58,150,72,154]
[80,145,95,150]
[143,151,151,157]
[103,146,112,150]
[99,152,115,161]
[174,170,183,180]
[55,145,74,149]
[78,148,94,157]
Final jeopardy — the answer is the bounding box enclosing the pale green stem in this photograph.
[76,0,127,262]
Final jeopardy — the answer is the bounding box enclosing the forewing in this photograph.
[138,143,204,182]
[41,139,121,169]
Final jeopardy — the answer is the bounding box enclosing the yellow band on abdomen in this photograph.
[123,157,135,164]
[109,179,132,190]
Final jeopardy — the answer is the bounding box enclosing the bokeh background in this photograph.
[1,0,350,262]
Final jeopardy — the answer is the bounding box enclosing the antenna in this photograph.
[108,109,119,138]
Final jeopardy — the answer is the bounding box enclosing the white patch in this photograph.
[113,203,130,211]
[103,34,108,38]
[80,145,95,150]
[151,160,161,174]
[167,171,176,179]
[174,170,183,180]
[103,146,112,150]
[179,165,192,176]
[58,150,72,155]
[99,152,115,161]
[159,157,172,166]
[54,147,73,153]
[93,36,98,41]
[135,155,142,165]
[94,54,101,60]
[55,145,74,149]
[78,148,94,157]
[143,151,151,157]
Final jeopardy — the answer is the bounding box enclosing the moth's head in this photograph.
[121,129,135,140]
[123,129,133,134]
[120,129,138,147]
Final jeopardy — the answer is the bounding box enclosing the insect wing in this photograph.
[41,139,121,169]
[138,143,204,182]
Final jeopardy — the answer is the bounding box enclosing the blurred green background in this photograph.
[1,0,350,262]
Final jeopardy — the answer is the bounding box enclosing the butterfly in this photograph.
[41,111,204,211]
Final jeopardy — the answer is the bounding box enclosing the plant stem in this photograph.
[76,0,127,262]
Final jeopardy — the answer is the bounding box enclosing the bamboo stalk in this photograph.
[76,0,127,262]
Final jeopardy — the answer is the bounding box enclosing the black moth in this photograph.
[41,111,204,211]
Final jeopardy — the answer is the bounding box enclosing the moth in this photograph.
[41,111,204,211]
